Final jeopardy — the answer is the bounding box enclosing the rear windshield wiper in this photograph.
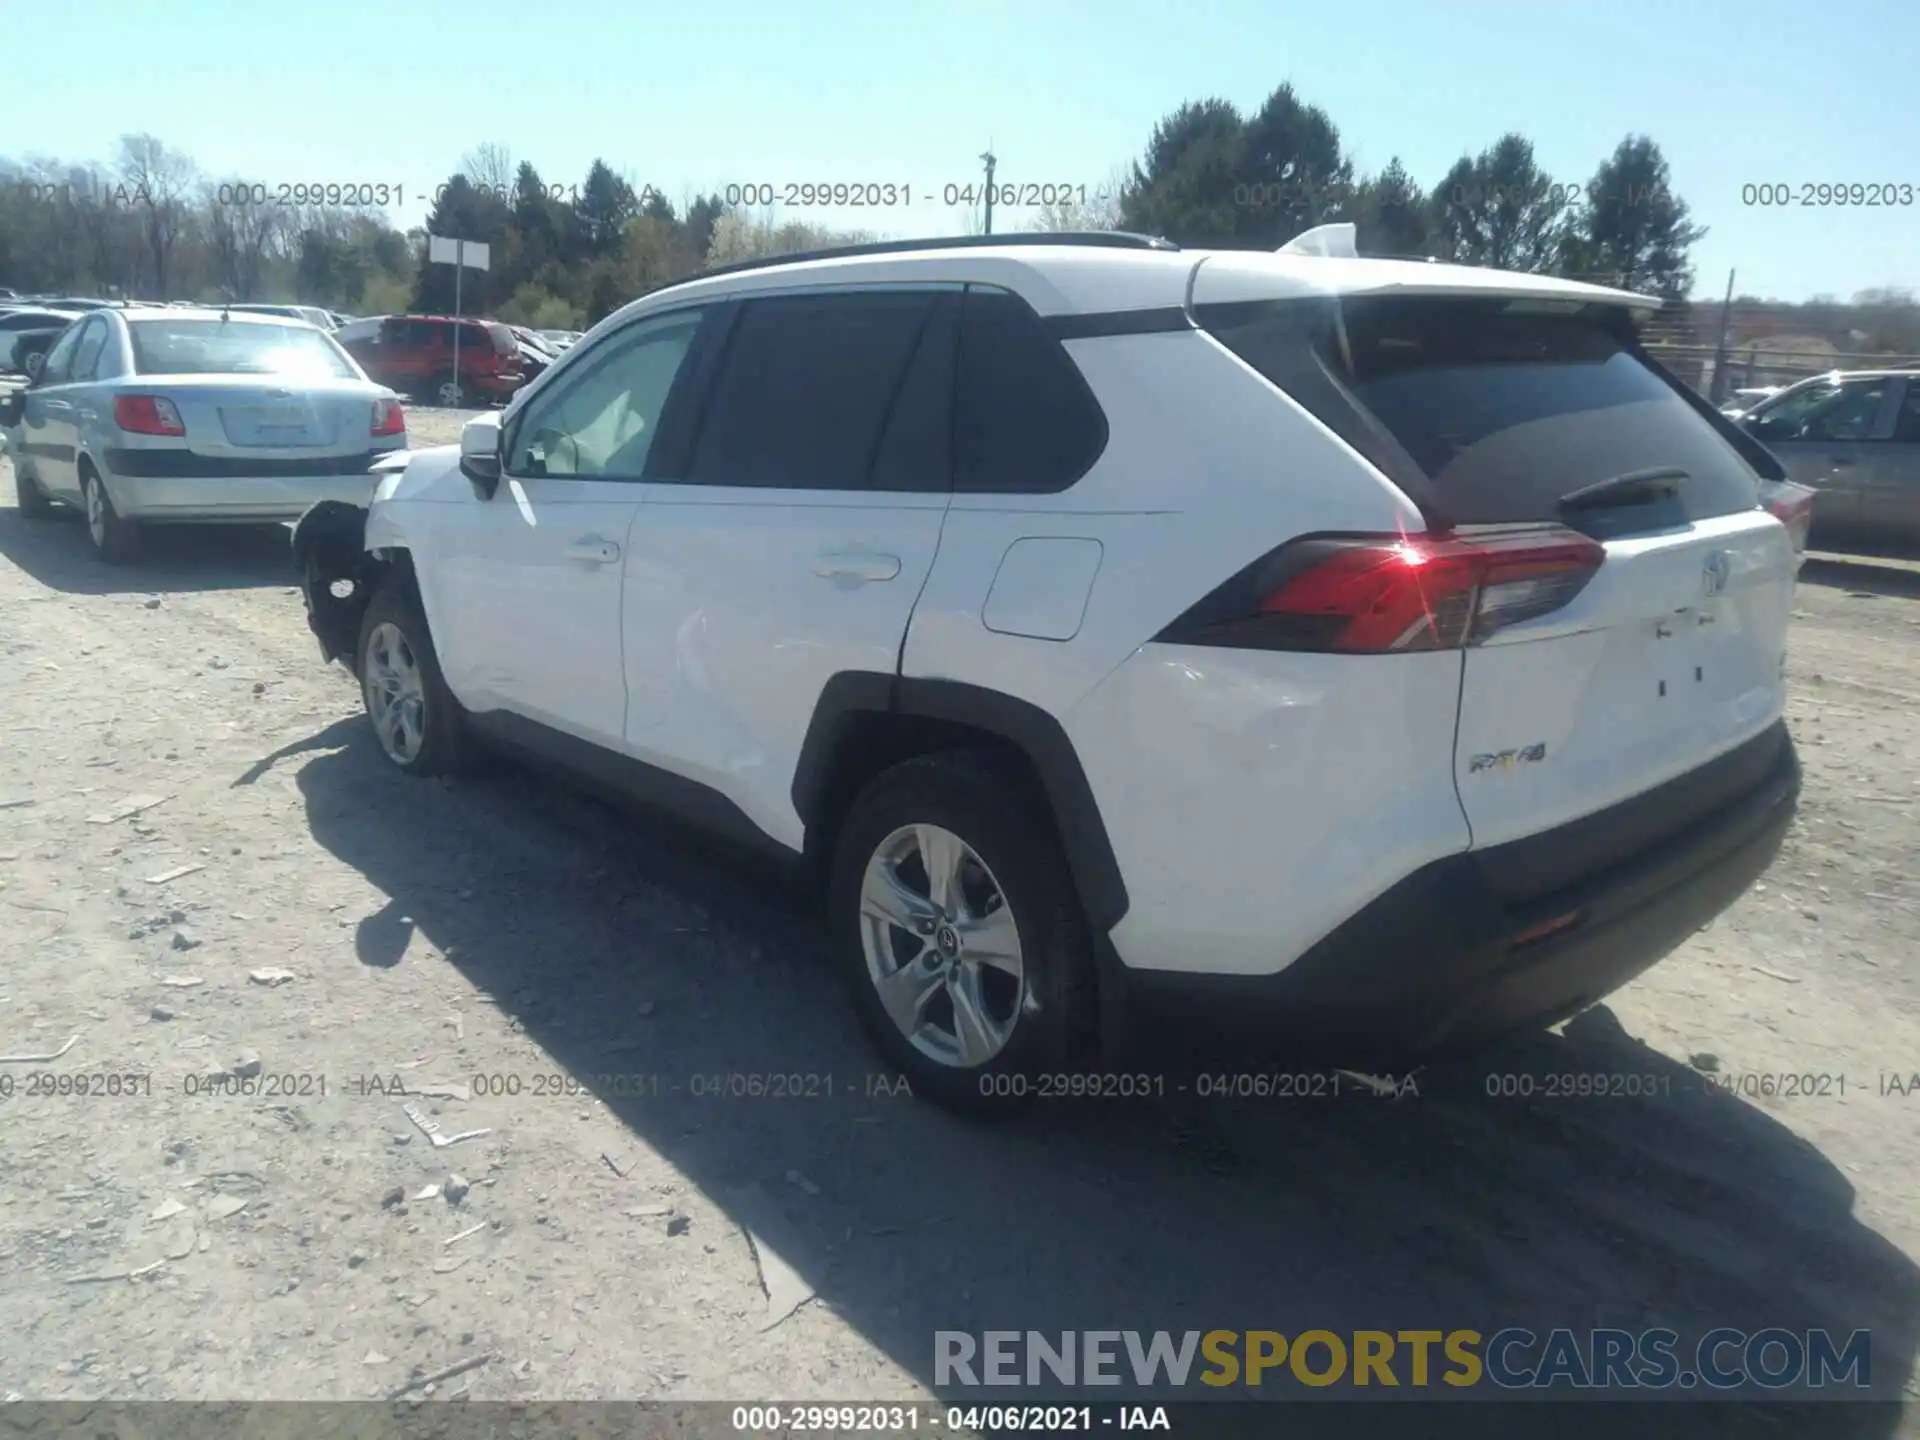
[1559,466,1689,511]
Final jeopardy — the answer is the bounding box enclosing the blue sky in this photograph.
[10,0,1917,301]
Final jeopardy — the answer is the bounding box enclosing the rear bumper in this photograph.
[100,452,396,522]
[1120,722,1800,1066]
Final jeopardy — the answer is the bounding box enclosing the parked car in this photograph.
[536,328,584,351]
[1720,385,1782,419]
[290,230,1802,1113]
[334,315,525,408]
[2,306,84,375]
[220,302,339,331]
[331,316,383,347]
[502,326,557,381]
[1736,369,1920,551]
[0,307,405,562]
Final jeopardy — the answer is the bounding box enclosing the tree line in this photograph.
[2,86,1913,336]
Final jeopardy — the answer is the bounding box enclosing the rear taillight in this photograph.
[1763,483,1815,556]
[371,398,406,437]
[1160,525,1605,654]
[113,395,185,437]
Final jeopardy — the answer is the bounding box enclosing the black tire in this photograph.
[13,463,54,519]
[425,372,470,408]
[355,581,470,777]
[829,750,1097,1116]
[81,467,142,563]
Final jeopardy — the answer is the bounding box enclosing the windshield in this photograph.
[128,320,357,379]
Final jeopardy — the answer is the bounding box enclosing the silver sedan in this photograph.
[2,307,406,563]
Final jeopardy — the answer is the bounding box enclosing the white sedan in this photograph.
[1,307,406,563]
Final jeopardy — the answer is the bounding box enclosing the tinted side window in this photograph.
[70,317,109,379]
[1795,380,1890,443]
[687,290,936,490]
[869,293,958,493]
[953,286,1108,494]
[1896,382,1920,443]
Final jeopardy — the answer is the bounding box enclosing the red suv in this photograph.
[338,315,525,407]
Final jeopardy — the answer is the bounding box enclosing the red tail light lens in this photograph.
[1161,525,1605,654]
[371,398,406,437]
[113,394,186,437]
[1762,482,1814,555]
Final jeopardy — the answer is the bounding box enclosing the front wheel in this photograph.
[356,584,469,775]
[829,751,1096,1116]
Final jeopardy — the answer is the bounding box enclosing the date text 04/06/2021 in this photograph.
[727,1403,1172,1433]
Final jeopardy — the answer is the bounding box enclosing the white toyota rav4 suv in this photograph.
[293,228,1803,1112]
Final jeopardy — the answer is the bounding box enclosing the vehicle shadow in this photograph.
[1802,554,1920,601]
[0,495,296,595]
[266,720,1920,1429]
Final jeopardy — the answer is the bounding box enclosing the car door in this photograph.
[60,316,114,488]
[418,306,708,748]
[1862,377,1920,548]
[17,319,89,500]
[619,287,957,850]
[1746,376,1897,544]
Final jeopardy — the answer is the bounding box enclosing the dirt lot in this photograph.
[1,414,1918,1422]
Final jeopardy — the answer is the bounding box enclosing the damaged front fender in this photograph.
[291,500,384,673]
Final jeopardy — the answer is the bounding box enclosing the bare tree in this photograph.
[118,134,196,297]
[203,180,283,300]
[704,206,876,266]
[1026,164,1128,234]
[68,163,137,295]
[462,143,515,198]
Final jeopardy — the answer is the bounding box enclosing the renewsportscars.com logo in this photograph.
[935,1328,1872,1391]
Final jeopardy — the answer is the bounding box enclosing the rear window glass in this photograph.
[1201,296,1761,530]
[130,320,356,380]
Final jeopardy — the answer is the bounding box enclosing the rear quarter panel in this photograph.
[902,325,1467,976]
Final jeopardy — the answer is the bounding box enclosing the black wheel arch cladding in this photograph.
[793,672,1130,934]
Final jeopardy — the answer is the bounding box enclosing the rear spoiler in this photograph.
[1277,223,1358,259]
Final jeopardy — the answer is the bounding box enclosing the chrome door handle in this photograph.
[565,538,621,564]
[813,551,901,584]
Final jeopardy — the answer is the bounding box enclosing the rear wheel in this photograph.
[13,464,54,519]
[427,372,471,408]
[356,582,469,776]
[829,751,1096,1115]
[81,468,142,563]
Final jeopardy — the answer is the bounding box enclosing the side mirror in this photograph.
[0,390,22,428]
[458,411,503,498]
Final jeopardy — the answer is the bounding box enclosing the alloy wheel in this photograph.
[85,478,107,548]
[857,823,1027,1067]
[363,621,428,765]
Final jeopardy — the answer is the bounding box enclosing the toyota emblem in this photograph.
[1702,551,1731,598]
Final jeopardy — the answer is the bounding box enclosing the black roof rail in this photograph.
[648,230,1180,296]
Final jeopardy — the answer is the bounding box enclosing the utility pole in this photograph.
[1707,267,1736,405]
[980,147,997,236]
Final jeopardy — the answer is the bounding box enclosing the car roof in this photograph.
[1768,368,1920,387]
[120,307,323,327]
[607,234,1660,330]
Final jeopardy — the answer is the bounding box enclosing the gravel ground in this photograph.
[1,424,1918,1423]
